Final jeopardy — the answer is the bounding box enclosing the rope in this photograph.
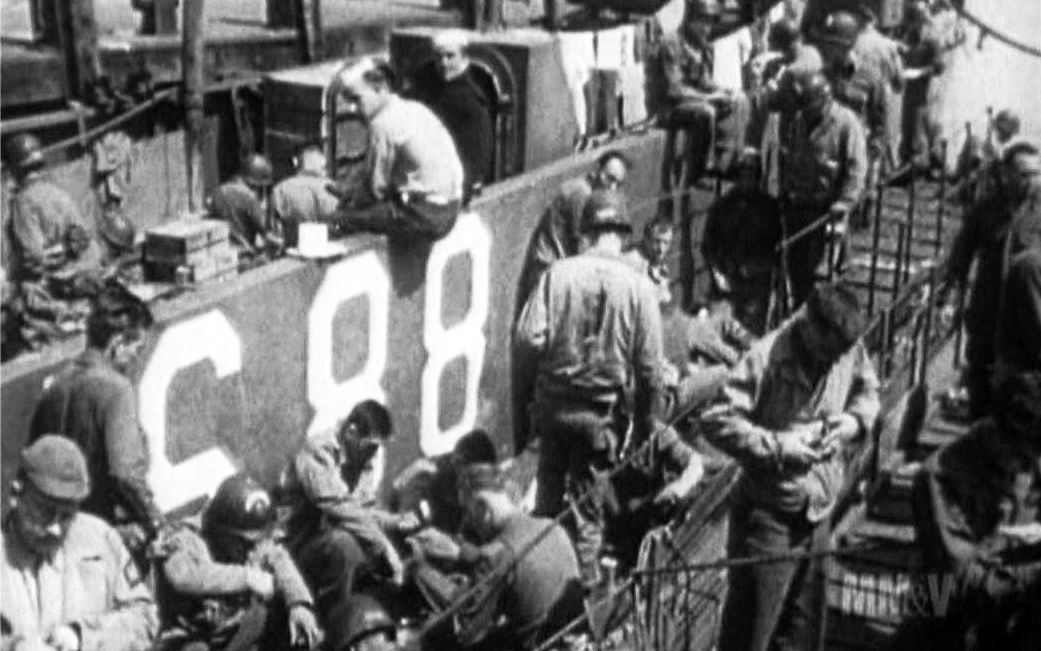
[37,88,180,159]
[419,395,712,637]
[954,6,1041,59]
[629,542,882,578]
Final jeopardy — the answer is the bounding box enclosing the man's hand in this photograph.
[778,437,822,471]
[999,522,1041,546]
[245,567,276,600]
[394,511,423,535]
[654,480,688,506]
[288,604,324,649]
[385,546,406,587]
[45,625,79,651]
[408,527,462,562]
[818,414,861,458]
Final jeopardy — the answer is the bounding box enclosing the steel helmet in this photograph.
[689,0,722,19]
[328,594,396,650]
[818,10,860,49]
[4,133,45,173]
[202,473,276,542]
[240,153,274,188]
[797,72,833,110]
[580,188,632,234]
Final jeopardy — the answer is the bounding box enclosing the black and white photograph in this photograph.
[1,1,1038,649]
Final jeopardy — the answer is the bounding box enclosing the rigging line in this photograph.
[954,6,1041,59]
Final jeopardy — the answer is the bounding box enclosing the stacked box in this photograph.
[143,219,238,283]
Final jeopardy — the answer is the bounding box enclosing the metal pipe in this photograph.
[182,0,207,212]
[867,181,884,315]
[935,139,948,257]
[892,223,906,303]
[905,164,916,283]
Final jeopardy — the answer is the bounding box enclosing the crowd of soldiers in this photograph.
[2,1,1040,651]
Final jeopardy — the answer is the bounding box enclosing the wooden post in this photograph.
[183,0,207,212]
[299,0,324,62]
[53,0,101,101]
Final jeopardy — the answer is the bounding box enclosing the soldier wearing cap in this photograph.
[514,187,666,588]
[944,143,1041,419]
[1,435,158,650]
[208,153,279,256]
[30,279,160,563]
[157,473,323,650]
[910,370,1041,650]
[623,218,675,306]
[702,149,782,334]
[778,72,868,308]
[702,281,880,651]
[2,132,103,285]
[328,56,464,241]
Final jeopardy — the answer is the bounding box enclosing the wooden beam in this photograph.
[183,0,207,211]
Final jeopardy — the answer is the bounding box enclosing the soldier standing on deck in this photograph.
[702,149,782,335]
[779,73,867,309]
[517,150,630,309]
[815,10,888,228]
[702,282,880,651]
[943,143,1041,420]
[514,188,666,589]
[29,280,161,564]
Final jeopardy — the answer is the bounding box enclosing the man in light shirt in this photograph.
[330,57,465,241]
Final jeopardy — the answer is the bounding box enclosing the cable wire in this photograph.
[954,5,1041,59]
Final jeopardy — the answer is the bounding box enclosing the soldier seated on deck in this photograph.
[908,371,1041,651]
[279,400,420,649]
[328,57,465,242]
[657,0,750,204]
[391,428,499,535]
[208,154,281,258]
[3,132,105,341]
[406,469,583,651]
[156,473,323,651]
[603,424,704,571]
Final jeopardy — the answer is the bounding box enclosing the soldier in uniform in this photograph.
[417,29,496,197]
[3,132,104,340]
[1,435,158,649]
[329,57,464,241]
[270,144,340,249]
[158,473,323,650]
[702,281,880,651]
[944,143,1041,419]
[778,73,867,309]
[29,280,161,563]
[658,0,748,199]
[517,150,630,309]
[407,472,583,650]
[209,154,278,256]
[702,149,782,335]
[280,400,417,646]
[623,219,675,306]
[815,10,889,228]
[911,371,1041,650]
[514,188,666,588]
[4,133,103,286]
